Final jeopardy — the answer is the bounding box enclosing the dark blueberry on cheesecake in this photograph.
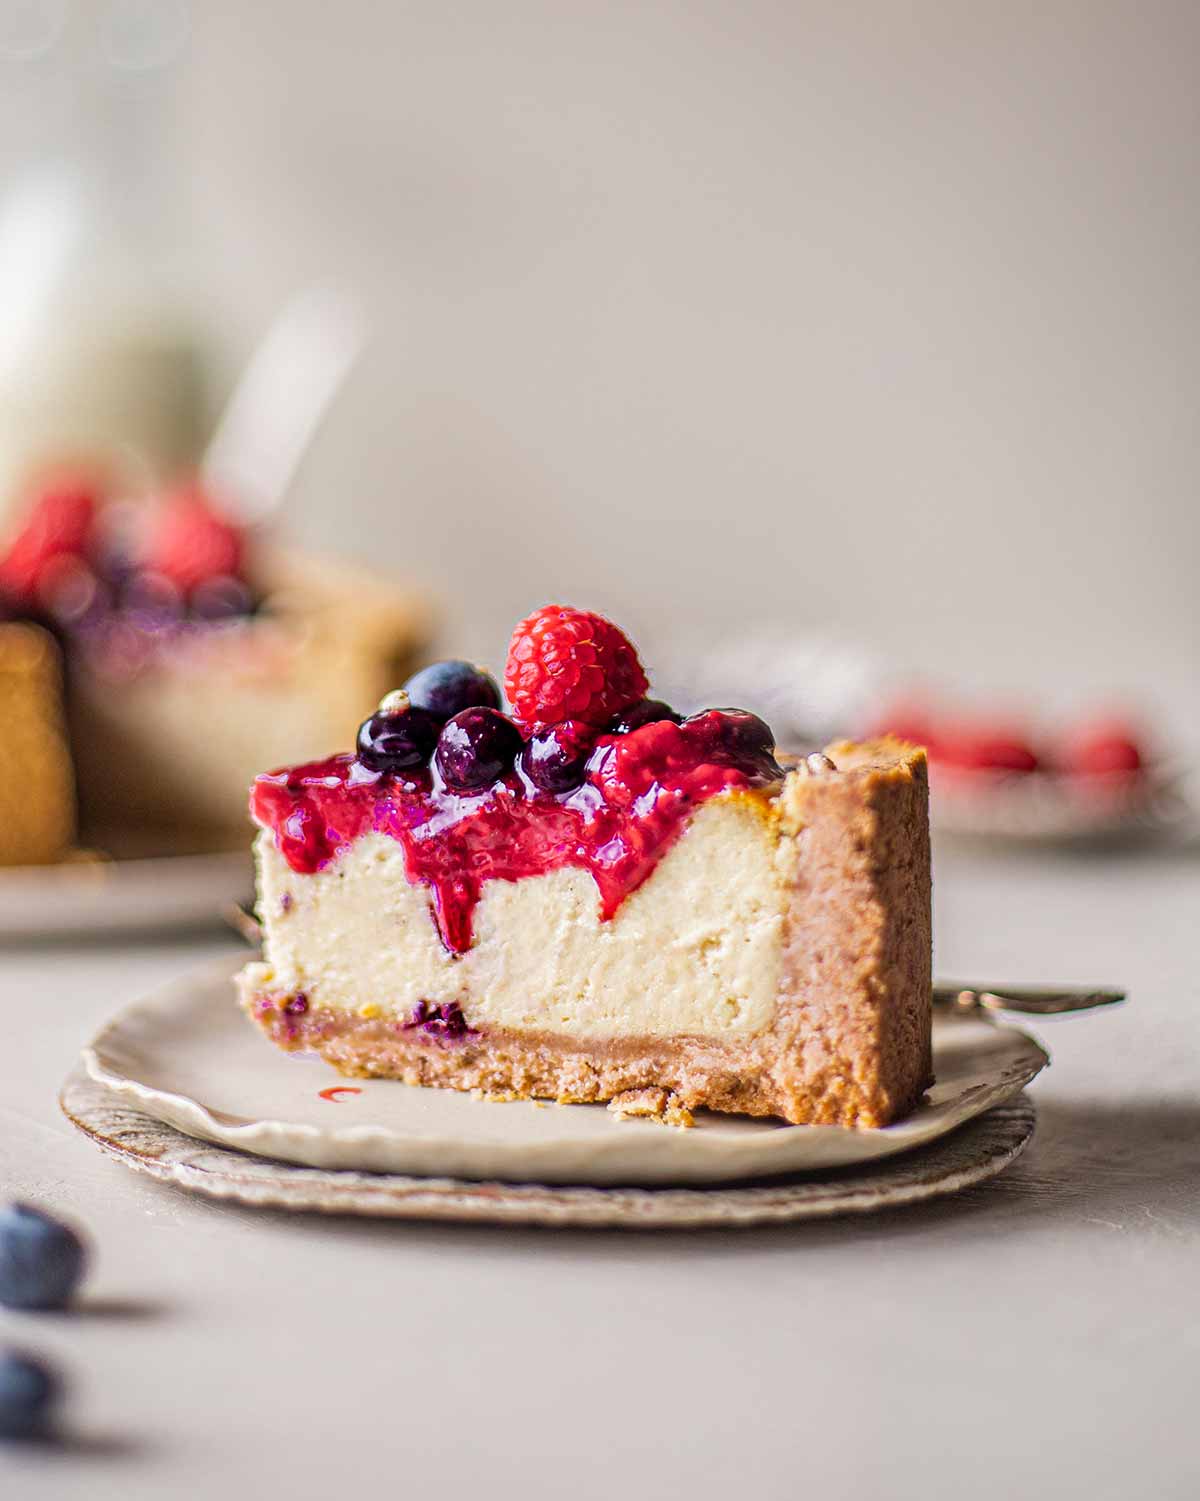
[404,659,502,720]
[435,707,523,791]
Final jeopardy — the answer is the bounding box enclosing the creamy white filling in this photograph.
[254,795,788,1041]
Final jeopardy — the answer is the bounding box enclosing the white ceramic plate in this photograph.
[81,955,1048,1186]
[929,762,1199,846]
[0,848,252,939]
[60,1069,1037,1228]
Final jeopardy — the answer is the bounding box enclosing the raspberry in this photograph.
[0,483,97,608]
[505,605,648,734]
[144,484,244,594]
[936,725,1039,774]
[1059,719,1144,776]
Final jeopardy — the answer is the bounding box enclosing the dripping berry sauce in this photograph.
[251,714,782,955]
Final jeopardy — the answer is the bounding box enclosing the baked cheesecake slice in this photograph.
[0,623,75,865]
[240,607,932,1127]
[0,479,429,858]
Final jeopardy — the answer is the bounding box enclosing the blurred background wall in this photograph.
[14,1,1200,725]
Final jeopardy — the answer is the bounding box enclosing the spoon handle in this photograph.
[933,983,1125,1015]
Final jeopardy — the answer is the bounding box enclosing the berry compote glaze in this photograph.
[251,713,784,955]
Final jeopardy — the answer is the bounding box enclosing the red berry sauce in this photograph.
[251,718,783,955]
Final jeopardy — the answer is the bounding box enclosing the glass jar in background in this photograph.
[0,0,205,516]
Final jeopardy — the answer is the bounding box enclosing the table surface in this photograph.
[2,838,1197,1501]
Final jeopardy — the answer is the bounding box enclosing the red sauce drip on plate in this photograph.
[250,719,782,955]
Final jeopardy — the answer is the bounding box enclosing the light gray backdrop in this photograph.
[178,1,1198,729]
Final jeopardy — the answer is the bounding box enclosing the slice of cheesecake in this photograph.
[0,481,431,860]
[0,623,75,865]
[239,607,932,1128]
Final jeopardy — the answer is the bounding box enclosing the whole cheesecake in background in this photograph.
[240,605,932,1128]
[0,479,430,863]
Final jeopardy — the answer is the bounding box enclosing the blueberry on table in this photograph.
[404,660,501,720]
[436,707,523,791]
[0,1352,60,1440]
[0,1203,87,1311]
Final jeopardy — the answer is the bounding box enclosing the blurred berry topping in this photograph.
[404,660,501,721]
[0,483,97,608]
[120,569,186,622]
[356,690,441,772]
[0,1351,60,1441]
[936,727,1039,774]
[144,485,244,595]
[609,698,681,734]
[436,707,523,791]
[0,1203,87,1312]
[505,605,648,735]
[190,574,256,622]
[522,719,599,793]
[1060,721,1144,777]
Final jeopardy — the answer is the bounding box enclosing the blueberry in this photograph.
[685,708,777,762]
[120,569,185,622]
[404,660,501,721]
[0,1204,86,1312]
[436,707,523,791]
[356,691,441,772]
[609,698,681,735]
[522,720,599,793]
[189,574,256,621]
[0,1351,60,1440]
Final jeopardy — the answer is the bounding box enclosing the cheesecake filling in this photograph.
[251,717,784,954]
[253,796,789,1042]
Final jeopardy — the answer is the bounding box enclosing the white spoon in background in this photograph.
[200,284,367,527]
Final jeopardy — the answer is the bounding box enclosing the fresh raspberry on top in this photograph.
[0,482,97,607]
[144,484,245,594]
[505,605,649,734]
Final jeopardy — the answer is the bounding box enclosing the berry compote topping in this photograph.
[357,691,441,772]
[436,707,525,791]
[404,659,501,719]
[521,719,599,793]
[252,711,784,955]
[610,698,681,734]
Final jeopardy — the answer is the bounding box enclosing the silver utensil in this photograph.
[933,983,1125,1015]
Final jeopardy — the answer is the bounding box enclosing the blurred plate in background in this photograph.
[0,845,252,939]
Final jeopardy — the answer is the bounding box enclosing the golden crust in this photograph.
[0,623,76,865]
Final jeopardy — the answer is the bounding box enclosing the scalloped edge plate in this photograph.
[79,955,1048,1186]
[61,1070,1036,1228]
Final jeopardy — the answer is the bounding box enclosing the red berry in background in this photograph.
[0,483,97,608]
[505,605,649,735]
[144,485,244,595]
[1060,720,1144,777]
[935,725,1039,774]
[868,701,939,755]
